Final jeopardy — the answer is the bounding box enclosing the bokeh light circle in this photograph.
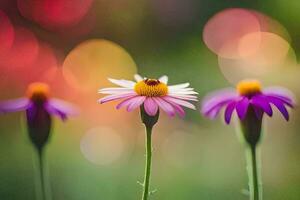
[250,10,291,43]
[17,0,94,30]
[0,26,39,69]
[203,8,261,59]
[80,127,124,165]
[62,39,137,91]
[219,32,295,84]
[0,10,14,56]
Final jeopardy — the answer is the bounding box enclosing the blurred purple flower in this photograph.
[0,82,78,120]
[201,80,295,124]
[0,82,78,149]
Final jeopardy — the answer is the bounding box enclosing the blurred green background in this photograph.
[1,0,300,199]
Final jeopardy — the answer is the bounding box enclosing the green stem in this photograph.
[142,126,152,200]
[247,145,262,200]
[37,149,47,200]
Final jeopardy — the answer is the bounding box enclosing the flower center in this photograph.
[237,80,262,96]
[26,82,50,102]
[134,79,168,97]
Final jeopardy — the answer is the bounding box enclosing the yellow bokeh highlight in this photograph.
[218,32,296,84]
[80,127,125,165]
[62,39,137,91]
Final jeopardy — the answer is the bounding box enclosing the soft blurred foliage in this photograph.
[1,0,300,199]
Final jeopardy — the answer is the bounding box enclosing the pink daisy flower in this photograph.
[98,74,198,117]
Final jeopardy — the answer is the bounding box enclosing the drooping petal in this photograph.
[108,78,136,88]
[116,96,139,109]
[127,96,146,112]
[170,103,185,117]
[159,75,168,84]
[134,74,144,82]
[25,102,37,122]
[0,98,31,113]
[263,87,295,105]
[224,101,236,124]
[267,96,290,120]
[163,96,195,109]
[265,94,294,108]
[44,102,67,120]
[45,98,79,120]
[144,98,159,116]
[153,97,176,117]
[251,95,273,116]
[235,97,249,120]
[201,89,237,116]
[98,92,137,104]
[205,100,234,119]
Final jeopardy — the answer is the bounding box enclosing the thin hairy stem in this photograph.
[142,126,152,200]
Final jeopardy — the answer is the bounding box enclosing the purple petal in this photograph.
[45,102,67,121]
[235,97,249,120]
[263,87,295,106]
[45,98,79,121]
[144,98,159,116]
[267,96,290,121]
[224,101,236,124]
[203,98,236,119]
[265,94,294,108]
[153,97,176,117]
[201,89,237,116]
[0,98,31,113]
[251,95,273,116]
[26,103,37,122]
[253,106,263,119]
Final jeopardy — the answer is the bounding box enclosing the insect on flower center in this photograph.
[26,82,50,102]
[237,80,262,96]
[134,79,168,97]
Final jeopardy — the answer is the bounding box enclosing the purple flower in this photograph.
[0,82,78,149]
[201,80,295,124]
